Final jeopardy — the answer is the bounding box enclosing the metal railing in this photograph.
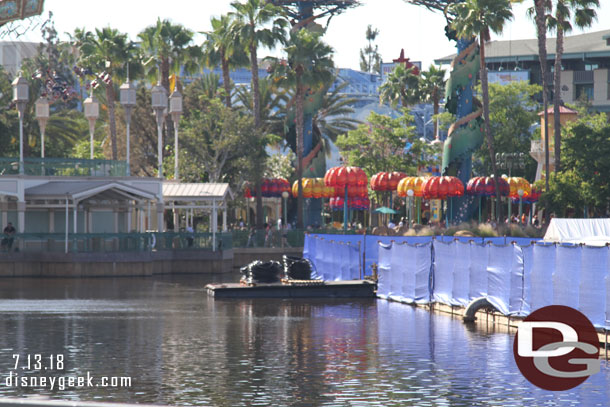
[0,157,128,177]
[0,232,232,253]
[230,228,358,248]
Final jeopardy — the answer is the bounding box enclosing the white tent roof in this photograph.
[544,218,610,246]
[162,182,233,203]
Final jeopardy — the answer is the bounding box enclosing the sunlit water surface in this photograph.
[0,275,608,406]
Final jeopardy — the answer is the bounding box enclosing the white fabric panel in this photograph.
[553,245,582,308]
[376,243,392,299]
[469,243,489,299]
[432,241,455,305]
[452,241,471,306]
[544,218,610,246]
[340,243,351,280]
[392,243,417,303]
[323,239,336,281]
[486,245,513,315]
[349,243,361,280]
[388,241,405,301]
[579,246,608,327]
[509,245,527,315]
[414,242,432,303]
[520,244,534,315]
[530,244,556,311]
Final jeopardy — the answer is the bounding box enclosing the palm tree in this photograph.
[450,0,513,220]
[532,0,552,225]
[230,0,287,128]
[203,15,249,108]
[268,29,334,228]
[235,76,287,137]
[230,0,287,227]
[419,65,447,139]
[313,81,360,151]
[72,27,139,160]
[359,25,381,74]
[549,0,598,171]
[138,19,201,91]
[378,64,420,108]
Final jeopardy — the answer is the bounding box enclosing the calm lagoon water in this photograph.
[0,275,608,406]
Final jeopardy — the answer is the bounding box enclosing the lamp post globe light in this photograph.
[35,96,49,158]
[169,89,182,181]
[517,188,525,220]
[12,73,28,174]
[281,190,289,226]
[83,90,99,160]
[407,189,414,226]
[151,82,167,178]
[120,77,136,176]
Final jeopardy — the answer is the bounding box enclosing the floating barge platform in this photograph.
[206,280,376,299]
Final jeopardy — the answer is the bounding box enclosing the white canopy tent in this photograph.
[544,218,610,246]
[162,182,234,251]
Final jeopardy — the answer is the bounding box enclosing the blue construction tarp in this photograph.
[304,233,610,327]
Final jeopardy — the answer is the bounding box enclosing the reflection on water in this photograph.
[0,276,608,406]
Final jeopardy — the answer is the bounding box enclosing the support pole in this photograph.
[478,196,482,224]
[212,200,217,251]
[157,119,163,178]
[65,197,69,254]
[343,185,348,231]
[174,121,179,181]
[18,113,24,175]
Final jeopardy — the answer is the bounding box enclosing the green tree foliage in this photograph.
[548,0,599,171]
[268,29,334,228]
[418,64,446,137]
[265,150,295,179]
[179,98,260,184]
[474,81,541,179]
[378,64,420,107]
[72,27,140,160]
[359,25,381,74]
[450,0,513,220]
[203,15,249,108]
[538,116,610,217]
[138,18,202,87]
[335,111,428,177]
[230,0,287,227]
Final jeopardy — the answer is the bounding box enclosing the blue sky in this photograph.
[9,0,610,71]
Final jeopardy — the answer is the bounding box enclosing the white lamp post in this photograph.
[517,188,524,221]
[35,96,49,158]
[281,190,289,226]
[83,90,99,160]
[120,76,136,176]
[12,73,28,174]
[407,189,414,227]
[151,82,167,178]
[169,88,182,181]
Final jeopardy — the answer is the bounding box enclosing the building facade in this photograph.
[436,29,610,112]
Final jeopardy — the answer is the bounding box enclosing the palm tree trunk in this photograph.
[535,0,551,226]
[106,82,118,160]
[433,94,439,139]
[553,21,564,172]
[249,43,261,128]
[296,78,304,229]
[220,50,232,108]
[249,40,263,228]
[480,36,502,222]
[161,57,174,162]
